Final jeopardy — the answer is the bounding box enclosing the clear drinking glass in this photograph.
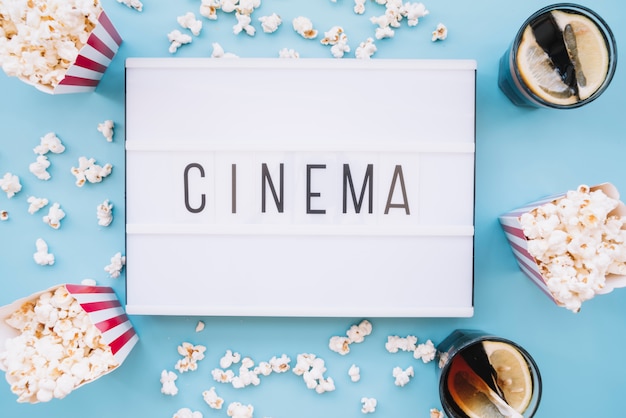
[498,3,617,109]
[436,329,542,418]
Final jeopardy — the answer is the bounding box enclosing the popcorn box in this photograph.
[499,183,626,309]
[0,284,138,403]
[2,8,122,95]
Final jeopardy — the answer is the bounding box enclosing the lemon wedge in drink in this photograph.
[447,341,533,418]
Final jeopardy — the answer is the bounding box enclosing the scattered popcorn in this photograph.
[0,173,22,198]
[430,408,444,418]
[292,353,335,393]
[235,0,261,16]
[104,252,126,278]
[33,238,55,266]
[195,320,205,332]
[520,184,626,312]
[385,335,417,353]
[355,38,377,59]
[97,199,113,227]
[292,16,318,39]
[375,26,395,40]
[178,12,203,36]
[231,356,260,388]
[34,132,65,155]
[160,370,179,396]
[221,0,239,14]
[212,368,235,383]
[43,202,65,229]
[403,2,429,26]
[227,401,254,418]
[278,48,299,58]
[168,30,192,53]
[347,319,372,343]
[361,397,377,414]
[117,0,143,12]
[29,155,51,180]
[268,354,291,373]
[81,278,97,286]
[413,339,436,363]
[200,0,221,20]
[354,0,367,14]
[321,26,350,58]
[173,408,203,418]
[220,349,242,368]
[431,23,447,41]
[202,387,224,409]
[348,364,361,382]
[259,13,282,33]
[175,342,207,373]
[233,12,255,36]
[97,120,115,142]
[71,157,113,187]
[392,365,414,387]
[329,336,351,355]
[0,0,104,90]
[0,210,8,221]
[211,43,239,58]
[27,196,49,214]
[1,286,119,403]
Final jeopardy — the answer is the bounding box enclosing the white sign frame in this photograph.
[125,58,476,317]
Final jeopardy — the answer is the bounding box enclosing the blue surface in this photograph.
[1,1,625,417]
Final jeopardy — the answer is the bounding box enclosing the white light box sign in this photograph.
[125,58,476,317]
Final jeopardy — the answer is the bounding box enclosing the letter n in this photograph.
[262,163,284,213]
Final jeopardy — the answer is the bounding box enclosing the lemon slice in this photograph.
[447,341,533,418]
[552,10,609,101]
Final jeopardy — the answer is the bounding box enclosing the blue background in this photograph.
[1,1,625,417]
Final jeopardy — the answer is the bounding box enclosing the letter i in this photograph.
[231,163,237,214]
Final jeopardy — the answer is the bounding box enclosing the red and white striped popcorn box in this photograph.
[499,183,626,306]
[0,284,138,381]
[37,10,122,95]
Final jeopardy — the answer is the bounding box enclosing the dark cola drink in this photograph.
[498,4,616,109]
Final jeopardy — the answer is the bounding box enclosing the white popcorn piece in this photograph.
[347,319,372,343]
[292,16,318,39]
[235,0,261,16]
[0,173,22,198]
[355,38,377,59]
[212,368,235,383]
[97,120,115,142]
[27,196,49,214]
[71,157,113,187]
[175,342,207,373]
[375,26,395,40]
[168,30,192,53]
[269,354,291,373]
[278,48,299,58]
[520,184,626,312]
[211,43,239,58]
[354,0,367,14]
[202,387,224,409]
[0,210,7,221]
[361,397,377,414]
[413,339,436,363]
[43,202,65,229]
[29,155,51,180]
[104,252,126,278]
[259,13,282,33]
[430,408,444,418]
[392,365,414,387]
[97,199,113,227]
[195,320,205,332]
[292,353,334,393]
[220,349,242,368]
[233,12,255,36]
[385,335,417,353]
[255,361,273,376]
[221,0,239,14]
[348,364,361,382]
[329,336,351,355]
[81,278,97,286]
[403,2,429,26]
[33,238,55,266]
[227,402,254,418]
[117,0,143,12]
[431,23,447,41]
[160,370,179,396]
[321,26,350,58]
[173,408,203,418]
[34,132,65,155]
[178,12,203,36]
[0,0,104,90]
[200,0,221,20]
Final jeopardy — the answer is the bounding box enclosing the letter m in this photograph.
[343,164,373,214]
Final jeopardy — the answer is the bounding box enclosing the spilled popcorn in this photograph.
[278,48,299,58]
[97,199,113,227]
[348,364,361,382]
[0,210,8,221]
[361,397,377,414]
[27,196,49,214]
[0,286,119,403]
[173,408,203,418]
[33,238,55,266]
[392,365,414,387]
[321,26,350,58]
[292,353,335,394]
[211,43,239,58]
[117,0,143,12]
[104,252,126,278]
[259,13,282,33]
[97,120,115,142]
[34,132,65,155]
[227,401,254,418]
[0,173,21,198]
[355,38,377,59]
[175,342,207,373]
[178,12,203,36]
[160,370,179,396]
[43,203,65,229]
[292,16,318,39]
[431,23,447,41]
[29,155,51,180]
[519,184,626,312]
[329,319,372,355]
[202,387,224,409]
[71,157,112,187]
[168,30,192,53]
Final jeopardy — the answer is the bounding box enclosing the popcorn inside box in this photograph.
[0,284,138,403]
[0,0,122,94]
[500,183,626,312]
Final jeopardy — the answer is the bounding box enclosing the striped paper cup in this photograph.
[499,183,626,307]
[33,10,122,94]
[0,284,138,401]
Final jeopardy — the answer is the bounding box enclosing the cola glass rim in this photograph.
[503,3,617,109]
[436,329,543,418]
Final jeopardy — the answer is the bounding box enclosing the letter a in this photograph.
[384,165,410,215]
